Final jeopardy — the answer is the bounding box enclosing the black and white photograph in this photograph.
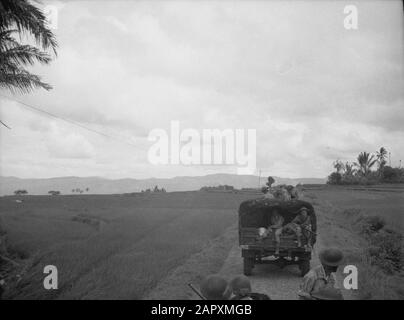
[0,0,403,303]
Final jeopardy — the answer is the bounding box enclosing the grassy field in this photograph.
[303,184,404,233]
[0,191,258,299]
[1,185,403,299]
[304,184,404,299]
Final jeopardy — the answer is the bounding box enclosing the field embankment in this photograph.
[306,185,404,299]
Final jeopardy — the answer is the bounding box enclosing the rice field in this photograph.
[1,185,402,299]
[303,184,404,233]
[0,191,257,299]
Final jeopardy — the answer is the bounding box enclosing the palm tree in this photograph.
[376,147,387,172]
[344,162,356,177]
[333,160,344,174]
[355,152,377,176]
[0,0,57,93]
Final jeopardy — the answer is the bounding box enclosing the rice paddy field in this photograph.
[1,185,402,299]
[0,191,257,299]
[304,184,404,233]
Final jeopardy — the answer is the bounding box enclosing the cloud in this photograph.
[45,124,95,159]
[0,1,403,179]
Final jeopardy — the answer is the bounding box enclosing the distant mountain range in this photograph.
[0,174,326,196]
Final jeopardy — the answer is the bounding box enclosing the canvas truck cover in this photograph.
[238,198,317,234]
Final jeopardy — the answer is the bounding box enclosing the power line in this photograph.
[0,93,144,150]
[0,119,11,129]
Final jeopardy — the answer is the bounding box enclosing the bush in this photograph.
[341,175,360,185]
[361,216,386,234]
[344,210,402,274]
[366,230,403,274]
[13,189,28,195]
[327,172,342,184]
[340,174,380,185]
[382,166,404,183]
[200,185,234,191]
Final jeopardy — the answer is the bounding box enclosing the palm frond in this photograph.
[0,0,57,93]
[0,44,52,65]
[368,157,377,170]
[0,29,18,40]
[0,68,52,93]
[0,0,58,55]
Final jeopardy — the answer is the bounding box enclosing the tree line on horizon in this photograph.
[12,188,91,196]
[141,185,167,193]
[327,147,404,185]
[200,185,235,192]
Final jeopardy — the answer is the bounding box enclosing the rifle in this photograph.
[188,283,206,300]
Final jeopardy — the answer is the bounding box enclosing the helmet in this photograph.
[319,248,344,267]
[200,275,230,300]
[229,275,252,295]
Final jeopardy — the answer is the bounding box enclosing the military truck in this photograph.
[238,199,317,276]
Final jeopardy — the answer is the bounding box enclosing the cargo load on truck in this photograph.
[238,198,317,276]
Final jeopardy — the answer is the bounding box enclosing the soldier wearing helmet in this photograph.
[229,275,253,300]
[229,275,271,300]
[298,248,344,300]
[199,275,231,300]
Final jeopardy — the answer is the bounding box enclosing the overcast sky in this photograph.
[0,0,403,179]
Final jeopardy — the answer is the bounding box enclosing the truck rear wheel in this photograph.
[243,257,254,276]
[299,259,310,277]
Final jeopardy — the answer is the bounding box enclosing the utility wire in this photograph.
[0,119,11,129]
[0,93,144,150]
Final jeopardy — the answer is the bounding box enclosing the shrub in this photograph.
[382,166,404,183]
[343,209,402,274]
[13,189,28,195]
[354,174,379,185]
[341,175,359,185]
[366,230,403,274]
[327,172,342,184]
[361,216,386,234]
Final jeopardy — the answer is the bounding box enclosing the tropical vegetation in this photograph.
[327,147,404,185]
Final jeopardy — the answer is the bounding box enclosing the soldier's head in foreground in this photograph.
[229,275,252,297]
[319,248,344,274]
[200,275,231,300]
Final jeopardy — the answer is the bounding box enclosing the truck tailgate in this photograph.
[239,227,304,248]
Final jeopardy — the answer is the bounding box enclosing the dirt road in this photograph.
[146,197,359,300]
[217,243,321,299]
[216,198,358,300]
